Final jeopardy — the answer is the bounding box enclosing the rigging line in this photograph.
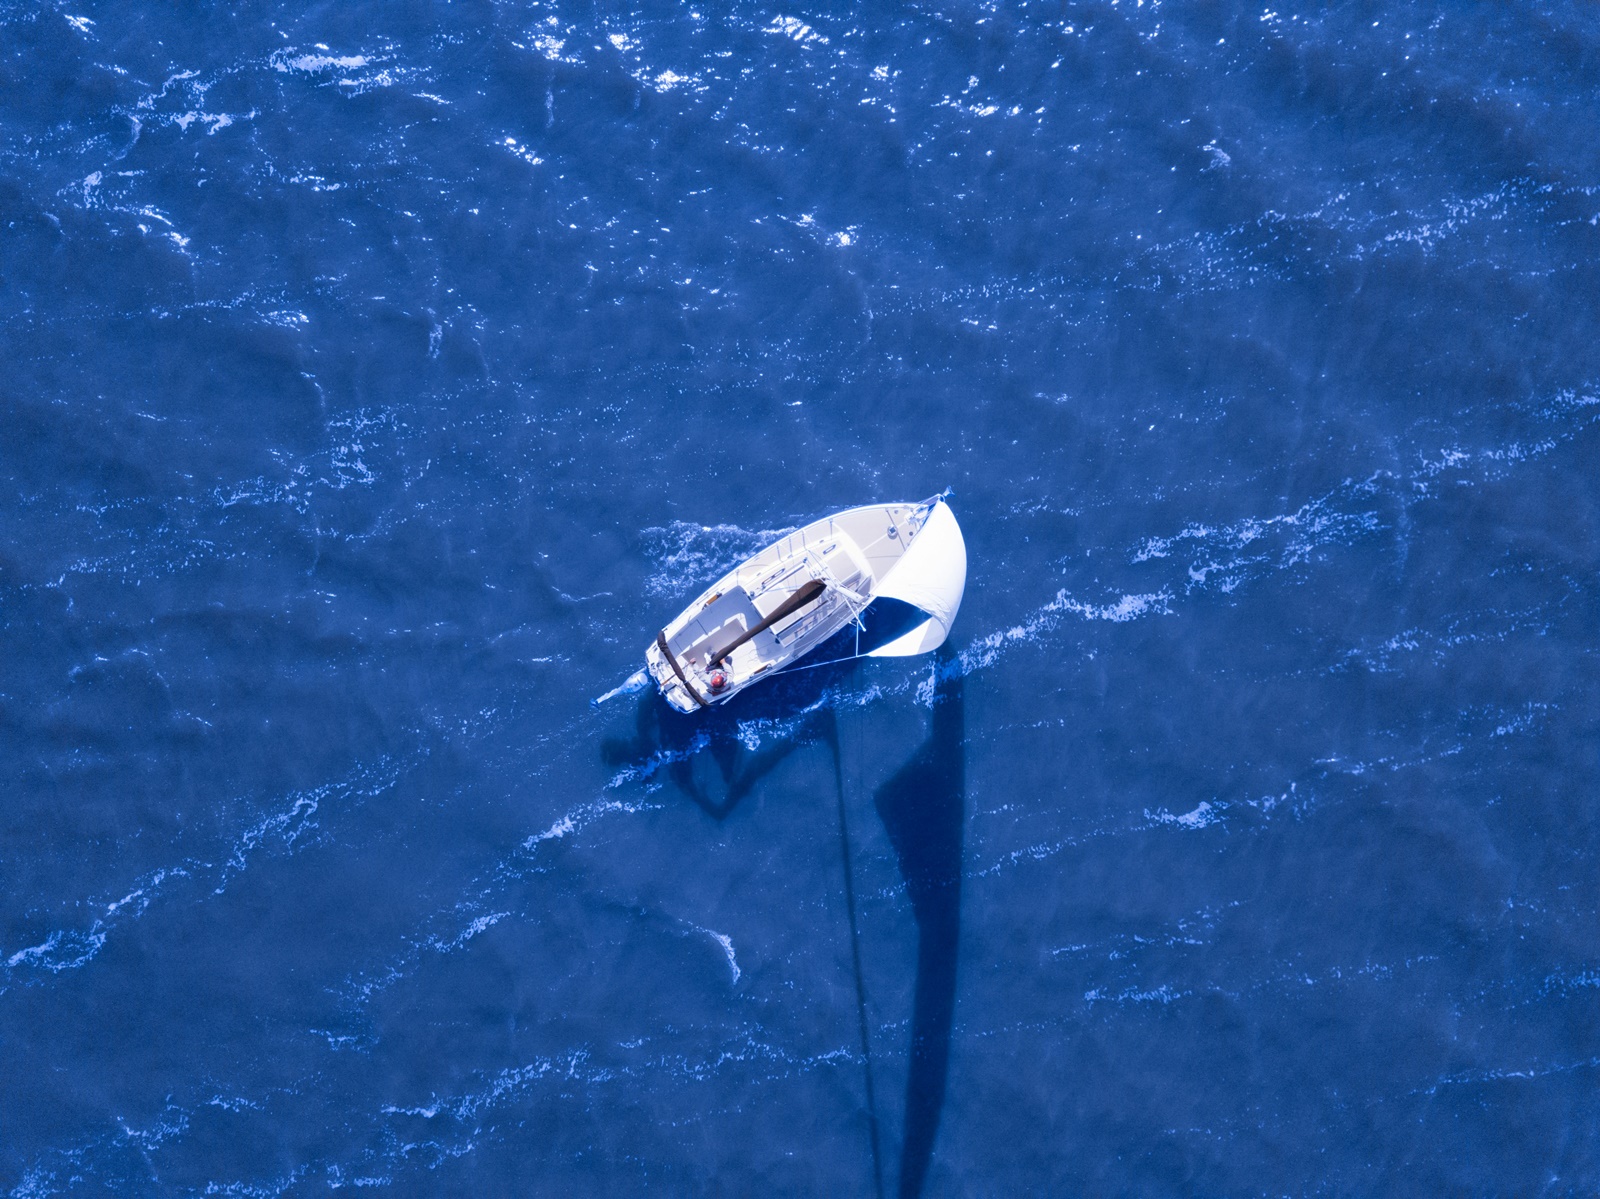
[781,649,869,676]
[831,708,884,1199]
[782,606,872,677]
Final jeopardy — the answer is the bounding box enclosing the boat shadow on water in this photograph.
[599,646,965,1199]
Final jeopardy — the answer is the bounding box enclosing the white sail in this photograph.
[865,499,967,658]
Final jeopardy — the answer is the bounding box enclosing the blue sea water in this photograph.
[3,1,1599,1193]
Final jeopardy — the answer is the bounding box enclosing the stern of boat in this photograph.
[645,637,702,714]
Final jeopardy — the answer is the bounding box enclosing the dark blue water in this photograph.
[4,2,1599,1193]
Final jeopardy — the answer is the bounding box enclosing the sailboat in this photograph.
[642,492,967,712]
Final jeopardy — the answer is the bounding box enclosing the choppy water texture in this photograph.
[3,1,1599,1194]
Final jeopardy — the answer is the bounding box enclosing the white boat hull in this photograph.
[644,495,965,712]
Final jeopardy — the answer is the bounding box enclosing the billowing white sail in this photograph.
[864,499,967,658]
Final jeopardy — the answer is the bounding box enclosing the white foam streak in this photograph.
[1147,801,1221,830]
[1083,984,1189,1005]
[269,47,408,95]
[427,912,509,954]
[3,862,193,983]
[5,762,397,991]
[347,791,659,1010]
[217,760,399,894]
[767,16,827,46]
[942,586,1173,699]
[1131,477,1384,589]
[274,52,371,73]
[388,1029,860,1127]
[691,926,741,984]
[524,797,660,847]
[1415,1055,1600,1097]
[5,928,106,972]
[971,784,1305,881]
[604,735,708,789]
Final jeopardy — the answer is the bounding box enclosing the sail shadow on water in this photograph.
[873,647,964,1199]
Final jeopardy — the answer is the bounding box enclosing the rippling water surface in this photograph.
[3,2,1598,1194]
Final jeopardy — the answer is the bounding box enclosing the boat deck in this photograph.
[647,501,933,711]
